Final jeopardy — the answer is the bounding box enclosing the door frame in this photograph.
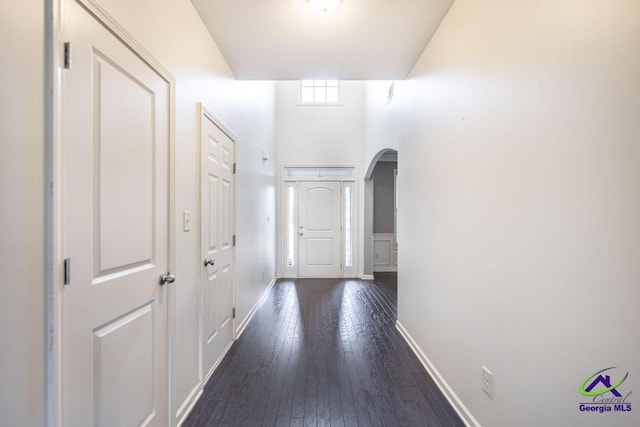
[51,1,176,425]
[198,103,237,383]
[280,165,359,278]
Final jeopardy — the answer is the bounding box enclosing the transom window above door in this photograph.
[299,80,342,104]
[285,167,353,180]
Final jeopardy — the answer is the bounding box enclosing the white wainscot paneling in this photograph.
[373,233,397,272]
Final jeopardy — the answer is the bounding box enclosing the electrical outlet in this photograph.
[482,366,493,398]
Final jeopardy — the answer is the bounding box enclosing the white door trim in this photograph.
[373,233,398,272]
[200,104,237,143]
[52,1,176,425]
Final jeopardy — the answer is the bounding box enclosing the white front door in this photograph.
[61,3,170,426]
[298,181,342,277]
[201,111,235,379]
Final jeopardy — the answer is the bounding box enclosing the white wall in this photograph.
[362,80,400,168]
[394,1,640,426]
[0,2,46,426]
[276,81,365,166]
[275,81,365,275]
[231,82,278,321]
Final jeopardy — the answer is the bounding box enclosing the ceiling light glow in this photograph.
[307,0,341,14]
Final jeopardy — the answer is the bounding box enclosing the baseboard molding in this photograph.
[281,274,365,280]
[176,383,202,427]
[373,268,398,273]
[360,274,375,280]
[181,335,233,425]
[203,338,234,385]
[235,275,278,339]
[396,321,480,427]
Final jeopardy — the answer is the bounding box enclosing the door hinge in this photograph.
[233,163,236,174]
[232,307,236,319]
[233,234,236,246]
[63,258,71,285]
[63,42,72,69]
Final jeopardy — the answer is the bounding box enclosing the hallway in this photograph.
[184,277,463,426]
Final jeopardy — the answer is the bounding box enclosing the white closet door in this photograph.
[61,3,170,426]
[201,113,235,380]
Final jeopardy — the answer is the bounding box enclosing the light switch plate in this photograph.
[482,366,493,398]
[183,210,191,232]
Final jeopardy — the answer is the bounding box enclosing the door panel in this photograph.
[205,269,219,342]
[62,3,169,426]
[299,181,341,277]
[201,113,235,379]
[305,238,334,264]
[94,53,155,275]
[208,175,219,251]
[223,179,232,247]
[93,304,154,426]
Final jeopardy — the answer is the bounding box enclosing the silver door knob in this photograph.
[204,258,216,267]
[299,232,304,236]
[159,272,175,286]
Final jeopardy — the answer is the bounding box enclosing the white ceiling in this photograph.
[191,0,454,80]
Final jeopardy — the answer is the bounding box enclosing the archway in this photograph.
[363,148,398,278]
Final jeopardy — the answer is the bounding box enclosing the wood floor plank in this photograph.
[186,275,464,426]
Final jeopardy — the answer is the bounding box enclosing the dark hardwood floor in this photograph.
[183,275,463,427]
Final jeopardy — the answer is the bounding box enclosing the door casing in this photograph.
[281,166,359,278]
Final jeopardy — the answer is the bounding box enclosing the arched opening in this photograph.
[363,148,398,283]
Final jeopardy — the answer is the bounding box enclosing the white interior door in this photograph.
[61,3,170,426]
[201,112,235,379]
[298,181,342,277]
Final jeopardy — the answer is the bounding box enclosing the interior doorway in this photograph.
[363,149,398,277]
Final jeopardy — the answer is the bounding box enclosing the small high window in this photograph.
[299,80,342,104]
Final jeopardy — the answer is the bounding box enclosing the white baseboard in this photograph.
[203,339,234,384]
[235,275,278,339]
[360,274,375,280]
[395,321,480,427]
[176,383,203,427]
